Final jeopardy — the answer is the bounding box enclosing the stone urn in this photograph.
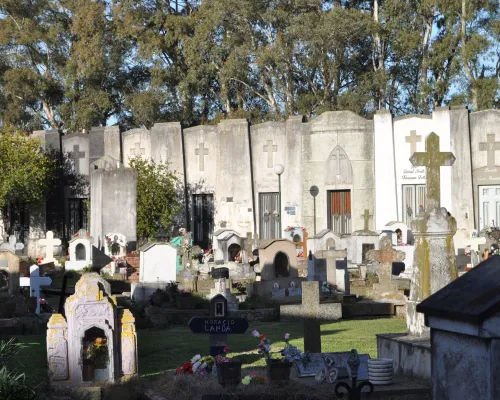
[266,359,291,385]
[368,358,393,385]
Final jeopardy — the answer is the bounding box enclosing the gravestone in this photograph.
[139,243,177,283]
[40,231,62,266]
[20,265,53,314]
[188,294,249,356]
[407,132,457,337]
[0,235,25,255]
[209,268,238,311]
[314,248,347,287]
[47,273,138,384]
[367,237,405,301]
[0,250,20,295]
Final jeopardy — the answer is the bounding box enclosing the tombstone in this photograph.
[0,250,20,295]
[39,231,62,266]
[407,132,457,337]
[104,233,127,258]
[0,235,25,255]
[417,257,500,400]
[314,248,347,287]
[209,268,238,312]
[65,236,93,271]
[139,243,177,283]
[46,273,138,384]
[20,265,53,314]
[188,294,249,356]
[366,237,406,301]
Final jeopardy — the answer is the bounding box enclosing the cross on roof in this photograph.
[69,144,85,174]
[409,132,455,211]
[20,265,52,314]
[406,130,422,155]
[263,140,277,168]
[131,142,145,157]
[362,209,373,231]
[479,134,500,168]
[39,231,62,264]
[195,142,209,171]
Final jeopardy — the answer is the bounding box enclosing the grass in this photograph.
[12,318,405,385]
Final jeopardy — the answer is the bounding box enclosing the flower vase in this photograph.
[216,360,242,387]
[266,359,291,385]
[94,365,109,381]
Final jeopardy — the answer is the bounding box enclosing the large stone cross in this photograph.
[315,248,347,287]
[195,142,209,171]
[367,237,405,284]
[362,209,373,231]
[263,140,277,168]
[479,134,500,168]
[406,130,422,155]
[20,265,52,314]
[39,231,62,265]
[69,144,85,174]
[409,132,455,211]
[131,142,145,157]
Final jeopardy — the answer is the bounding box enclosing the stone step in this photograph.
[342,301,395,318]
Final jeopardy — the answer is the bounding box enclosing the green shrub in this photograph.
[0,367,38,400]
[239,293,277,310]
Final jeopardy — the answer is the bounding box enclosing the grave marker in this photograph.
[314,248,347,287]
[39,231,62,265]
[188,294,249,356]
[20,265,52,314]
[0,235,24,255]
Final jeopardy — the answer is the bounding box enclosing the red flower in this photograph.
[181,361,193,374]
[259,334,265,340]
[223,346,230,353]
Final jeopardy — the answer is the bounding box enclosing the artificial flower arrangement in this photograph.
[104,233,127,255]
[83,337,109,368]
[176,354,217,377]
[251,330,310,365]
[242,372,267,385]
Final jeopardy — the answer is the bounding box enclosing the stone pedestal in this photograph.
[407,207,457,337]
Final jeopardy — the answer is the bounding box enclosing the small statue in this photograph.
[347,349,360,378]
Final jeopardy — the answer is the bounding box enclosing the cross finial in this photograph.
[409,132,455,211]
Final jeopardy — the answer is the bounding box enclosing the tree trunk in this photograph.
[372,0,386,109]
[461,0,478,110]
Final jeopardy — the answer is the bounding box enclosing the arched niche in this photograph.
[274,252,290,278]
[325,146,353,185]
[82,326,110,382]
[75,243,86,261]
[111,243,120,256]
[228,243,242,262]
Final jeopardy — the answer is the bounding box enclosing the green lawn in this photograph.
[14,317,405,385]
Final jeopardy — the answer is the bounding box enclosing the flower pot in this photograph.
[94,365,109,381]
[82,364,94,381]
[216,361,242,387]
[368,358,393,385]
[266,359,291,385]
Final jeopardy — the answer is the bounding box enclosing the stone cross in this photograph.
[195,142,209,171]
[68,144,85,174]
[20,265,52,314]
[315,248,347,287]
[0,235,24,254]
[362,209,372,231]
[409,132,455,211]
[405,130,422,155]
[479,134,500,168]
[131,142,145,157]
[40,231,62,265]
[367,236,405,285]
[263,140,277,168]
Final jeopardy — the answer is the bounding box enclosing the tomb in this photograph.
[417,256,500,400]
[46,273,138,385]
[212,229,248,263]
[66,236,93,271]
[348,209,380,265]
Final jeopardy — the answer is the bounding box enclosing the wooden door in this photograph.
[327,190,351,234]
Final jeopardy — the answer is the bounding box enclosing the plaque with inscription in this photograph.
[295,352,370,380]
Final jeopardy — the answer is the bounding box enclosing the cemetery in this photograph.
[1,5,500,398]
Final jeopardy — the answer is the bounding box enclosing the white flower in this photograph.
[192,361,201,373]
[200,362,207,370]
[191,354,201,363]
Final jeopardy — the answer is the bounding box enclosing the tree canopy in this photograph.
[0,0,499,132]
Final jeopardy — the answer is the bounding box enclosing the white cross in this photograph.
[20,265,52,314]
[39,231,62,265]
[0,235,24,253]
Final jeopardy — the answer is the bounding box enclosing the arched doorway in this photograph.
[75,243,86,261]
[274,252,290,278]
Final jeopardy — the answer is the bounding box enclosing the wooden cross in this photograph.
[362,209,372,231]
[69,144,85,174]
[315,248,347,287]
[131,142,145,157]
[409,132,455,211]
[367,237,405,284]
[479,134,500,168]
[39,231,62,264]
[406,130,422,155]
[195,142,209,171]
[263,140,277,168]
[20,265,52,314]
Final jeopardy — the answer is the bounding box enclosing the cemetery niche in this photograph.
[46,273,138,385]
[65,234,93,271]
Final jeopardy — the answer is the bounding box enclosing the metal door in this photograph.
[259,192,280,240]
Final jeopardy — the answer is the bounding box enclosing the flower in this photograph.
[284,333,290,340]
[259,334,265,340]
[251,330,260,338]
[223,346,229,353]
[191,354,201,363]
